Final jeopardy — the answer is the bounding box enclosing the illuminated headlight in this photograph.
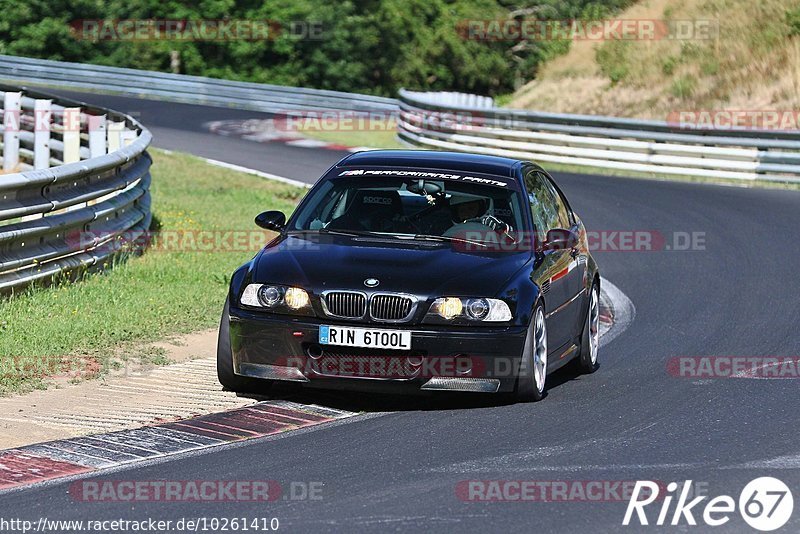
[240,284,314,315]
[285,287,310,309]
[427,297,512,322]
[432,297,463,320]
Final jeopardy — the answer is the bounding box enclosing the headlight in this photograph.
[285,287,310,309]
[427,297,512,322]
[434,297,463,320]
[240,284,314,315]
[259,286,282,307]
[465,298,489,320]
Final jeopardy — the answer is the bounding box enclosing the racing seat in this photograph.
[329,189,406,233]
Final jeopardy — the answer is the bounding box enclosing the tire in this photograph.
[574,282,600,374]
[514,303,548,402]
[217,299,272,393]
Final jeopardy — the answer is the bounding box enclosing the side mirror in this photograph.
[543,228,578,251]
[255,210,286,232]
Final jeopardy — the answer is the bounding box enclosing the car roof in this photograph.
[337,150,526,178]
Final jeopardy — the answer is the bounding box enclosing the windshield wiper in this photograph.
[411,234,488,248]
[288,228,399,239]
[290,229,493,247]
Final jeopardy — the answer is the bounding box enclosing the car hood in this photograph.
[251,233,531,297]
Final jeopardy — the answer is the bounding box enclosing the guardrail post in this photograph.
[33,99,52,169]
[107,121,125,152]
[3,91,21,171]
[62,107,81,163]
[88,114,107,157]
[120,128,136,147]
[0,83,152,294]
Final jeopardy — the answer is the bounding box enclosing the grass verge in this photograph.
[0,149,305,396]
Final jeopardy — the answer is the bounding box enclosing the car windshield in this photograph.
[288,173,527,242]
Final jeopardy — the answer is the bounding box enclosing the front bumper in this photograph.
[228,306,528,393]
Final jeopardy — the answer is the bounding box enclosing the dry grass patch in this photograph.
[510,0,800,119]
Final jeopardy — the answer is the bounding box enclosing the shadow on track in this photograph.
[234,364,592,413]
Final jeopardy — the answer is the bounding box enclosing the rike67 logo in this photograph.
[623,478,794,531]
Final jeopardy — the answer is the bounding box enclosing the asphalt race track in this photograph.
[2,91,799,532]
[51,90,345,182]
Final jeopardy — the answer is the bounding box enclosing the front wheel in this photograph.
[514,303,548,402]
[574,283,600,374]
[217,299,272,393]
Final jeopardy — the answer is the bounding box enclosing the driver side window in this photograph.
[525,170,560,244]
[544,175,572,230]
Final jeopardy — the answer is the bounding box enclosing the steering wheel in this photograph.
[465,214,512,233]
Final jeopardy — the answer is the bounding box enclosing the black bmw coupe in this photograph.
[218,150,600,401]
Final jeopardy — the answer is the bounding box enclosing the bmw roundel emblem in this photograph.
[364,278,380,288]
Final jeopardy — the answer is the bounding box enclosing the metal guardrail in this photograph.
[0,84,152,293]
[405,91,494,109]
[398,89,800,183]
[11,55,796,182]
[0,55,398,114]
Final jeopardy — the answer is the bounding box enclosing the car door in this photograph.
[541,171,586,344]
[524,169,573,353]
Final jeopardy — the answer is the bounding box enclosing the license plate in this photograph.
[319,325,411,350]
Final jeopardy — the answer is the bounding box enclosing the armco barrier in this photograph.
[0,84,152,292]
[0,55,397,114]
[6,55,798,184]
[397,89,800,183]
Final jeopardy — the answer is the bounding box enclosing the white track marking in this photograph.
[201,157,311,188]
[599,277,635,348]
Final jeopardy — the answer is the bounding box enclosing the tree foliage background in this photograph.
[0,0,633,96]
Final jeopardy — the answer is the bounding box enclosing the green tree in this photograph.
[0,0,635,96]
